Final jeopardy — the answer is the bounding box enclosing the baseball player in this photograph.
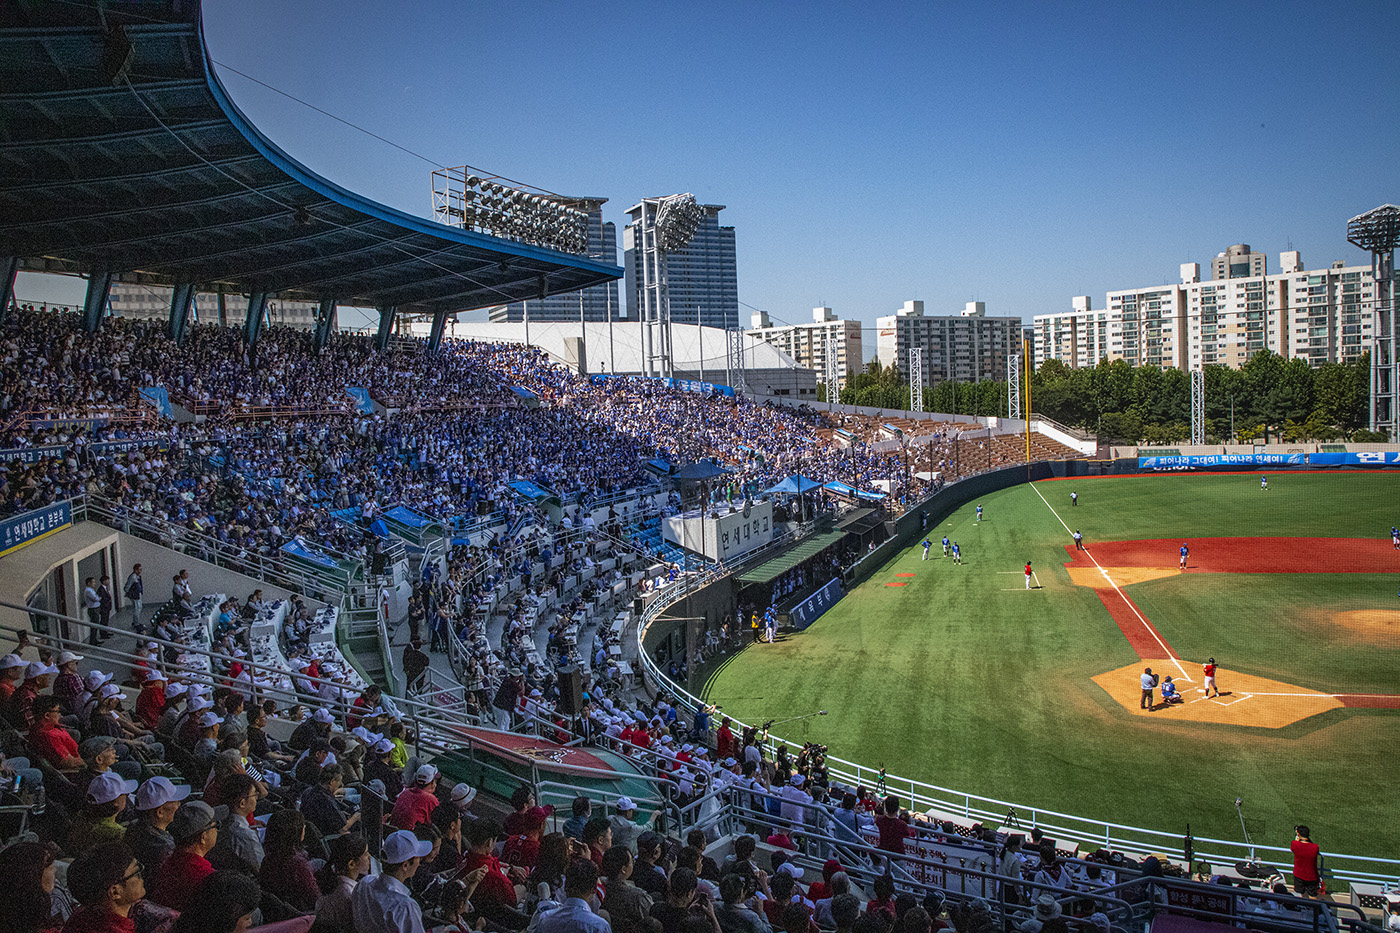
[922,538,932,561]
[1024,561,1033,590]
[1073,530,1084,551]
[1391,526,1398,550]
[976,505,983,523]
[1179,542,1189,569]
[1203,657,1219,697]
[951,541,962,564]
[1260,474,1268,491]
[941,535,950,556]
[1071,491,1078,507]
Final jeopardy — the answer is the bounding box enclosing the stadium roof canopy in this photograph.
[0,0,621,317]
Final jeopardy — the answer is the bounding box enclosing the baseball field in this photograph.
[700,471,1400,863]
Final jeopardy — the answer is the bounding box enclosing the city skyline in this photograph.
[14,1,1400,345]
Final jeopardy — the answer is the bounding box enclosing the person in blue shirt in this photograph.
[951,542,962,564]
[921,539,931,561]
[976,505,983,522]
[1179,542,1189,569]
[1160,676,1183,704]
[942,536,950,556]
[538,858,610,933]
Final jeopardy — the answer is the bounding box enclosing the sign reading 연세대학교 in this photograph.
[0,501,73,557]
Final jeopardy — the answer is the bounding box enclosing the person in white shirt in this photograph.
[351,829,433,933]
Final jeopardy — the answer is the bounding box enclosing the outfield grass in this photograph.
[701,472,1400,862]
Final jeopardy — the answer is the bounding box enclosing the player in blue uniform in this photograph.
[921,538,931,561]
[941,535,950,556]
[1179,542,1189,569]
[1260,474,1268,490]
[976,505,983,523]
[951,542,962,564]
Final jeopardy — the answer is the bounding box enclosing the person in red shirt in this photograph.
[500,806,546,869]
[874,795,916,854]
[390,763,443,831]
[63,841,146,933]
[457,818,529,930]
[716,717,736,760]
[9,661,56,730]
[1290,825,1321,898]
[28,696,83,770]
[147,800,223,910]
[134,672,167,731]
[502,786,555,838]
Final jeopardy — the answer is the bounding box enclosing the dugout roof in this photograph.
[736,529,847,585]
[0,0,621,314]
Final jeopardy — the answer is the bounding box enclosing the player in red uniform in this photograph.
[1202,657,1219,698]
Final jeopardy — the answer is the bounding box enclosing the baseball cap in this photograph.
[615,796,636,812]
[313,708,334,724]
[87,771,139,805]
[188,696,213,712]
[777,861,805,880]
[0,653,23,670]
[83,670,113,691]
[169,800,228,842]
[98,683,122,699]
[414,763,439,785]
[136,776,192,811]
[198,711,224,728]
[57,650,84,665]
[145,670,167,683]
[166,683,188,698]
[722,757,738,768]
[24,661,57,679]
[450,783,477,807]
[372,738,394,755]
[382,829,434,865]
[789,773,806,786]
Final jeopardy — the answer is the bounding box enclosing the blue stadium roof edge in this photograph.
[0,0,622,318]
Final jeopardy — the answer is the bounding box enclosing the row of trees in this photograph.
[836,351,1382,443]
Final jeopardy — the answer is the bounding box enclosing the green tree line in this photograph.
[835,352,1381,443]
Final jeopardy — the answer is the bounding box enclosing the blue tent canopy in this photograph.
[762,474,824,496]
[823,480,887,501]
[674,460,731,482]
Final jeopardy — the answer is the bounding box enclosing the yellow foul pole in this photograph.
[1024,337,1032,465]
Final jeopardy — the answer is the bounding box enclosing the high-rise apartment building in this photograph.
[489,199,619,322]
[107,283,318,329]
[623,201,738,329]
[747,307,864,393]
[1212,243,1267,280]
[877,300,1020,386]
[1033,249,1376,370]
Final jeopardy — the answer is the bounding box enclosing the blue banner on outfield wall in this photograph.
[1139,453,1305,470]
[789,577,844,631]
[1309,451,1400,466]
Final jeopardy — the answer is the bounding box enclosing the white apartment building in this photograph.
[747,307,863,393]
[1033,248,1376,370]
[876,300,1020,386]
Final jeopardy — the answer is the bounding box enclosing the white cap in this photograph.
[136,776,192,811]
[188,697,213,712]
[381,829,434,865]
[313,708,334,724]
[166,683,188,698]
[414,763,439,785]
[789,773,806,786]
[198,711,224,728]
[616,796,636,811]
[145,670,167,682]
[87,771,139,805]
[450,783,477,806]
[84,670,113,690]
[98,683,123,699]
[777,862,804,880]
[0,653,23,670]
[372,738,394,754]
[57,650,84,665]
[24,661,57,679]
[529,689,542,697]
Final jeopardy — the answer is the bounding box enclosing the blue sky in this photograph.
[19,1,1400,339]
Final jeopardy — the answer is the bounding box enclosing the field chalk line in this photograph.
[1030,482,1190,681]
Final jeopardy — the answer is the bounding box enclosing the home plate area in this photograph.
[1091,660,1343,728]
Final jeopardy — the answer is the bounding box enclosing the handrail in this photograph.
[631,470,1400,888]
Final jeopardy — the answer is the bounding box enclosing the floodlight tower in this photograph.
[909,347,923,413]
[1347,204,1400,438]
[1190,369,1205,446]
[635,194,706,378]
[1007,345,1021,420]
[825,333,841,405]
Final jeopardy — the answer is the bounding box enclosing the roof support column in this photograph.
[313,298,337,351]
[82,270,115,332]
[244,291,270,347]
[169,282,196,345]
[0,256,17,324]
[428,309,450,355]
[374,304,396,352]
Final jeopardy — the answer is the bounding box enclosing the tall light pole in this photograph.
[1347,205,1400,438]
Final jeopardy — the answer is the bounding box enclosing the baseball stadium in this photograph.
[1,3,1399,933]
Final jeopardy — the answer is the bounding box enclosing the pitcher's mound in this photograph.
[1323,609,1400,646]
[1091,660,1343,728]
